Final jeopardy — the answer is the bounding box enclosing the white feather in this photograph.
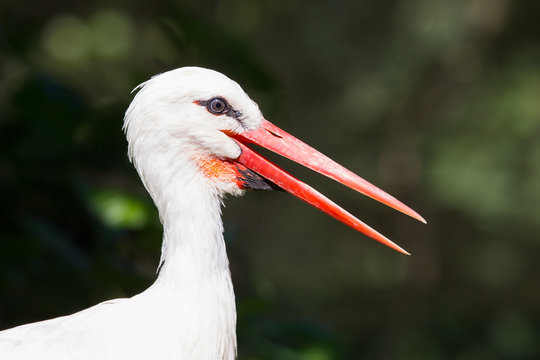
[0,67,265,359]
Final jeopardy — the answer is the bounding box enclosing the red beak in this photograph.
[227,119,425,255]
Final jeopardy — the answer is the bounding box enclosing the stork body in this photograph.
[0,67,424,359]
[0,186,235,359]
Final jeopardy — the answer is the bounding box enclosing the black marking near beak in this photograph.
[236,167,283,191]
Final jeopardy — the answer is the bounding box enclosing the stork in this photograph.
[0,67,425,359]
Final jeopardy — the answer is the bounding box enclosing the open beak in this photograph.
[226,119,425,255]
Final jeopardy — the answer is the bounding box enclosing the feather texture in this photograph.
[0,67,263,359]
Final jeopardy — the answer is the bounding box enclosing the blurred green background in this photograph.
[1,0,539,359]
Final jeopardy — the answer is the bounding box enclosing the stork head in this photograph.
[124,67,264,195]
[124,67,425,254]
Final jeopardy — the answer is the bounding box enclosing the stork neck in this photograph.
[139,164,237,359]
[153,182,230,287]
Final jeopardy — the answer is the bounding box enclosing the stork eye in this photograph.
[207,97,229,115]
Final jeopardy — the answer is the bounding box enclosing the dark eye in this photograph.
[207,97,229,115]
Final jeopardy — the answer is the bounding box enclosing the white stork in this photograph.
[0,67,425,359]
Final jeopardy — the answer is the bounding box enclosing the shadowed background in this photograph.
[1,0,539,359]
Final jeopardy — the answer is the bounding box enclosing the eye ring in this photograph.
[207,97,229,115]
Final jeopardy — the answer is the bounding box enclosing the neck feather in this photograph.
[155,182,230,286]
[137,152,237,359]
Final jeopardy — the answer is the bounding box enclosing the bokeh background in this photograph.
[1,1,539,359]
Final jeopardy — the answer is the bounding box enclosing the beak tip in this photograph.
[406,209,427,224]
[376,233,411,256]
[395,245,411,256]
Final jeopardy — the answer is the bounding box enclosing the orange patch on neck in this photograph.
[195,155,244,188]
